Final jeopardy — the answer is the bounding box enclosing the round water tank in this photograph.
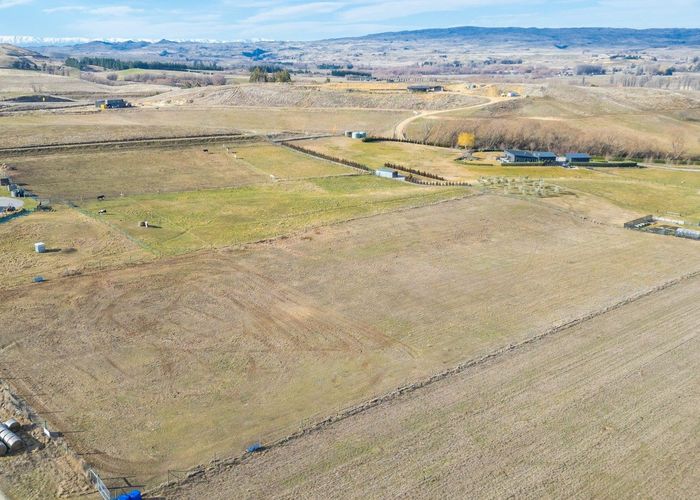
[3,419,20,432]
[0,441,6,456]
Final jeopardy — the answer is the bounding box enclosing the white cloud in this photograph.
[243,1,346,23]
[0,0,31,9]
[90,5,143,16]
[43,5,87,14]
[43,4,143,16]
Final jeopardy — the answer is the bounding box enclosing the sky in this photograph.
[0,0,699,42]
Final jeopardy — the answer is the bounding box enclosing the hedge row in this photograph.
[575,161,639,168]
[502,162,549,167]
[282,142,374,173]
[384,162,447,181]
[363,136,453,149]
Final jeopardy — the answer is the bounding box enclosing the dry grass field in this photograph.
[408,84,700,156]
[298,137,470,180]
[144,83,487,110]
[0,205,152,289]
[2,196,699,491]
[79,177,467,255]
[162,272,700,499]
[8,142,353,201]
[0,69,169,100]
[2,62,700,499]
[295,138,700,222]
[0,107,409,148]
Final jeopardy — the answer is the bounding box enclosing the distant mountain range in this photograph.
[5,27,700,49]
[353,26,700,47]
[0,36,264,47]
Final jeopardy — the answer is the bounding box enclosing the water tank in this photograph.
[0,424,24,452]
[3,419,20,432]
[35,242,46,253]
[0,441,7,456]
[676,228,700,240]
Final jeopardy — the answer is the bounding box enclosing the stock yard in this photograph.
[0,64,699,499]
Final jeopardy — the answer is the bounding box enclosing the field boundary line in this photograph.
[0,133,271,156]
[149,267,700,496]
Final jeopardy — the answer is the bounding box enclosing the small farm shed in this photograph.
[407,85,444,93]
[566,153,591,163]
[351,131,367,139]
[375,167,401,179]
[95,99,128,109]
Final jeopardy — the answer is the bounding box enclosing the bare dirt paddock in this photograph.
[1,195,699,491]
[161,273,700,499]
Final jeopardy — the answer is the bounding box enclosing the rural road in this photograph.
[392,96,519,139]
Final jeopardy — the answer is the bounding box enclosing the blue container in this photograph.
[128,491,142,500]
[32,276,45,283]
[116,495,130,500]
[246,442,263,453]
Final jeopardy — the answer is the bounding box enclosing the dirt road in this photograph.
[392,96,518,139]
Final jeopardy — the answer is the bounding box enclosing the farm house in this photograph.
[502,150,557,164]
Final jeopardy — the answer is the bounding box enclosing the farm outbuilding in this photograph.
[407,85,444,93]
[375,167,401,179]
[566,153,591,163]
[351,131,367,139]
[95,99,129,109]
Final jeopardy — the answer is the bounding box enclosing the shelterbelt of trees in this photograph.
[64,57,221,72]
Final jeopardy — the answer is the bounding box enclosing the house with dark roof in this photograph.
[502,149,557,164]
[566,153,591,163]
[503,150,537,163]
[533,151,557,164]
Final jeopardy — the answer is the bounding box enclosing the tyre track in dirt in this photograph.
[150,267,700,497]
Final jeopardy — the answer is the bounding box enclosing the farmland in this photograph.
[8,142,354,201]
[79,177,467,255]
[0,205,152,289]
[1,39,700,499]
[296,137,700,222]
[160,272,700,498]
[2,196,700,491]
[0,107,410,148]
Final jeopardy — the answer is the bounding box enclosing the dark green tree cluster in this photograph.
[64,57,220,72]
[11,58,38,70]
[249,67,291,83]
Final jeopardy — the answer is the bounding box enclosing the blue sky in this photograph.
[1,0,699,41]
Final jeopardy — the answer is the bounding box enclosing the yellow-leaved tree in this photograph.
[457,132,475,149]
